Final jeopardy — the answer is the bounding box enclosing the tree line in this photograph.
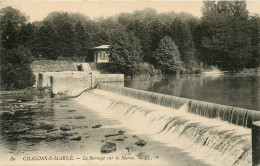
[0,1,259,89]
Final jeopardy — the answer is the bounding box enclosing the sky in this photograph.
[0,0,260,22]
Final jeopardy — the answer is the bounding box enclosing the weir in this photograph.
[74,89,253,166]
[70,83,260,165]
[97,83,260,128]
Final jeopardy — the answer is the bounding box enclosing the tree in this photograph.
[109,28,143,75]
[247,15,260,68]
[0,7,28,49]
[37,11,93,60]
[0,46,35,89]
[74,21,90,57]
[118,9,157,63]
[200,1,252,71]
[150,19,167,51]
[167,18,195,65]
[153,36,183,74]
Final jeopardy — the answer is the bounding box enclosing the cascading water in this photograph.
[97,83,260,128]
[74,89,252,166]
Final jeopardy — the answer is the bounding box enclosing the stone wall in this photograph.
[92,74,124,87]
[51,75,92,96]
[33,72,39,87]
[50,73,124,96]
[33,61,124,95]
[37,72,90,88]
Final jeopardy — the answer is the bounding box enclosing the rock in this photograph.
[47,128,58,133]
[37,100,46,103]
[60,125,71,131]
[125,146,136,153]
[21,99,32,102]
[60,132,78,137]
[74,115,86,119]
[60,104,69,107]
[105,133,123,137]
[136,152,150,160]
[39,123,55,130]
[100,142,116,153]
[70,135,81,141]
[46,135,66,141]
[133,135,139,139]
[21,135,47,141]
[118,130,125,134]
[114,138,124,141]
[92,124,102,128]
[135,139,147,147]
[68,109,76,112]
[71,125,88,129]
[5,99,16,103]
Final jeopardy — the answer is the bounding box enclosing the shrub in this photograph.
[0,46,35,89]
[132,62,161,76]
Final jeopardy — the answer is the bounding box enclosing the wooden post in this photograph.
[252,121,260,166]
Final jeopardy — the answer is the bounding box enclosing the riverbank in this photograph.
[235,67,260,76]
[0,87,51,95]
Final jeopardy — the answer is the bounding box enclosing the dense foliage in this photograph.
[196,1,258,71]
[0,46,35,89]
[0,1,259,82]
[0,7,35,89]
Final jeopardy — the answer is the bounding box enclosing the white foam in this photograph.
[74,89,252,166]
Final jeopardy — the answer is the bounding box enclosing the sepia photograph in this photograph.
[0,0,259,166]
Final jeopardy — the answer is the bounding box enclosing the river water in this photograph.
[0,93,210,166]
[0,73,258,166]
[125,74,260,111]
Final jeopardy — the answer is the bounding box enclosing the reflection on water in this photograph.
[125,74,259,110]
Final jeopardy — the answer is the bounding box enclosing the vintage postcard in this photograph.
[0,0,259,166]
